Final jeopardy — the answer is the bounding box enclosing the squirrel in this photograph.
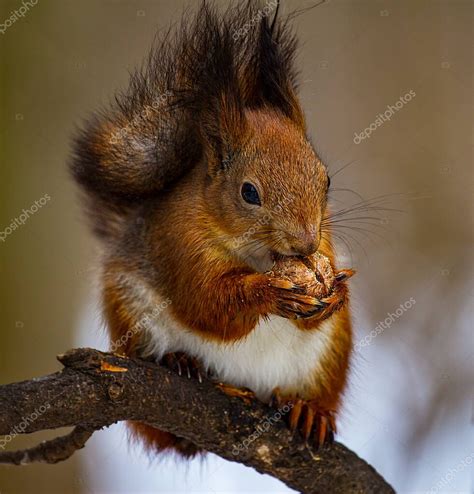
[70,1,353,458]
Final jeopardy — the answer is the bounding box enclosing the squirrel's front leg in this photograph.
[172,271,326,342]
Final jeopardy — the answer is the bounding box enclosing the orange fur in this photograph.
[73,3,354,457]
[128,422,201,458]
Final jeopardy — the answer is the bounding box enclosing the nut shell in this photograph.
[268,252,334,299]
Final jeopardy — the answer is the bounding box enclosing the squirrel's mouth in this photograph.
[270,248,303,260]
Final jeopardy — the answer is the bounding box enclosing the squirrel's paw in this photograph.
[266,277,327,319]
[317,269,353,320]
[161,352,207,383]
[300,269,353,324]
[270,388,336,449]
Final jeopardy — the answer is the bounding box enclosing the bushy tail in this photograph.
[128,421,201,459]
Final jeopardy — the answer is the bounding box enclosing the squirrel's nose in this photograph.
[290,230,319,256]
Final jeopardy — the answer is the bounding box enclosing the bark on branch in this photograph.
[0,348,394,494]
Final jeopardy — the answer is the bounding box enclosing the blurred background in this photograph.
[0,0,472,493]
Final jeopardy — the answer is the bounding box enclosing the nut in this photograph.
[268,252,334,299]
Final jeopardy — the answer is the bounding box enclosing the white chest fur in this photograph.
[114,271,335,401]
[143,308,335,401]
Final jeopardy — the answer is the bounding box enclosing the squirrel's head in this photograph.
[203,108,329,269]
[71,1,331,257]
[183,3,332,270]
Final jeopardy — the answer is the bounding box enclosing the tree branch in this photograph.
[0,426,96,465]
[0,348,394,493]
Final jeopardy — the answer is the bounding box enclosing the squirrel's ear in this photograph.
[245,8,305,130]
[200,89,247,176]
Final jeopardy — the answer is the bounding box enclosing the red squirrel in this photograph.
[71,2,353,457]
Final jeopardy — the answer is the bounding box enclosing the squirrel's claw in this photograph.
[300,280,349,324]
[270,391,336,449]
[267,266,353,322]
[297,302,329,319]
[267,272,346,320]
[334,269,355,283]
[289,398,304,432]
[276,303,322,320]
[161,352,207,382]
[269,387,283,408]
[298,402,335,449]
[271,286,328,320]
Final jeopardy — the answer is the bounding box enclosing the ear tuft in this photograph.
[243,4,305,129]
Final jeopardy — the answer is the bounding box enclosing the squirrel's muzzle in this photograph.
[288,229,320,257]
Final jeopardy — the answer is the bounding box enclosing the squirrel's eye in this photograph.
[241,182,261,206]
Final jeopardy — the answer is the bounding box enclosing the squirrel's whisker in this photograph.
[70,0,357,458]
